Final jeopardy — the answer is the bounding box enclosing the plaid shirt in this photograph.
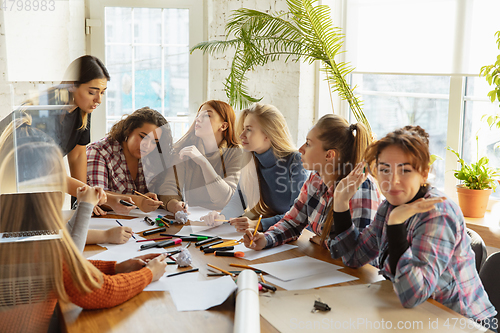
[86,136,148,194]
[264,172,381,248]
[329,187,496,320]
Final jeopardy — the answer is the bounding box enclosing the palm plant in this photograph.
[190,0,370,131]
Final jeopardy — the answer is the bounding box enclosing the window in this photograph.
[87,0,204,142]
[351,74,450,189]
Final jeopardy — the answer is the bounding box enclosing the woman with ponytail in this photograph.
[244,114,381,250]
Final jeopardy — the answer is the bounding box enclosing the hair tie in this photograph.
[349,124,357,133]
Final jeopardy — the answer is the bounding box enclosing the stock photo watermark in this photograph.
[289,317,498,331]
[1,0,55,11]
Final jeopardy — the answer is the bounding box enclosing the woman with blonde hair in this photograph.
[157,100,243,212]
[0,130,167,333]
[244,114,381,249]
[202,103,308,232]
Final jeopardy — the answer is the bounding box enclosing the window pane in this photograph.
[463,77,500,196]
[164,9,189,45]
[105,8,131,44]
[135,46,162,110]
[134,8,162,44]
[352,74,450,189]
[164,46,189,117]
[105,45,133,130]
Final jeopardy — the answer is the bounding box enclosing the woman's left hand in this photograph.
[136,192,163,213]
[230,217,259,232]
[179,145,205,165]
[387,197,446,225]
[115,253,163,273]
[333,162,367,212]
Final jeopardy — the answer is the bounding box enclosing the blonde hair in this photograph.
[0,127,103,307]
[236,103,297,218]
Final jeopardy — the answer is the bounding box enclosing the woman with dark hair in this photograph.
[0,55,134,215]
[157,100,243,212]
[87,107,171,206]
[328,126,497,330]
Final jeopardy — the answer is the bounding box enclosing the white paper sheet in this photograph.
[168,276,237,311]
[89,217,152,234]
[191,223,243,239]
[232,243,297,261]
[125,208,173,219]
[265,269,358,290]
[250,256,342,281]
[175,225,213,236]
[143,270,203,291]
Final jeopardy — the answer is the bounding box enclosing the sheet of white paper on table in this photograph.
[143,270,203,291]
[250,256,342,281]
[175,225,213,236]
[89,217,152,234]
[191,223,243,240]
[265,269,358,290]
[168,276,237,311]
[232,243,297,261]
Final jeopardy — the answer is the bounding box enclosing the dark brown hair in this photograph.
[108,107,173,155]
[364,125,430,176]
[316,114,372,244]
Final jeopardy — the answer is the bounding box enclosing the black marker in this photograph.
[260,282,277,292]
[195,236,221,247]
[142,227,167,236]
[119,199,134,207]
[200,240,223,251]
[139,238,182,251]
[203,246,234,253]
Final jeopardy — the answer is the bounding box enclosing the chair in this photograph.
[480,252,500,323]
[467,228,487,273]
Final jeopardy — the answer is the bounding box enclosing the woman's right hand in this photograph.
[243,229,266,251]
[106,193,137,215]
[333,162,367,212]
[76,185,101,206]
[145,253,168,281]
[136,192,163,213]
[200,211,225,227]
[105,226,133,244]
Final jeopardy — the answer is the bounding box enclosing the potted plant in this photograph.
[447,140,500,218]
[190,0,371,132]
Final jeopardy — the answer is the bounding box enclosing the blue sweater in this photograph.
[221,148,308,231]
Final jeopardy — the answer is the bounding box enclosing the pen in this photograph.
[144,217,155,225]
[203,246,234,253]
[133,190,151,200]
[195,236,221,246]
[142,227,167,236]
[200,240,224,251]
[211,240,241,248]
[260,273,267,284]
[136,237,172,243]
[158,234,208,241]
[167,268,199,277]
[249,215,262,247]
[229,263,258,270]
[115,220,135,239]
[207,263,235,277]
[190,234,212,237]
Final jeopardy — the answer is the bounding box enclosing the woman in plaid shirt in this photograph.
[330,126,497,330]
[244,114,381,250]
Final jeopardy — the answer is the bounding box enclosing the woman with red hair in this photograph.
[157,100,242,212]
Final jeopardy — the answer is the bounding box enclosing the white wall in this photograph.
[206,0,316,147]
[0,0,86,120]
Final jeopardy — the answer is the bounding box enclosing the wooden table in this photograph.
[59,216,383,333]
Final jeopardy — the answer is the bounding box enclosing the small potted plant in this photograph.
[447,140,499,218]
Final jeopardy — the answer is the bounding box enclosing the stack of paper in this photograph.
[250,256,358,290]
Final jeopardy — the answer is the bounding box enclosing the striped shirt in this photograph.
[86,136,148,194]
[329,186,497,320]
[264,172,381,248]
